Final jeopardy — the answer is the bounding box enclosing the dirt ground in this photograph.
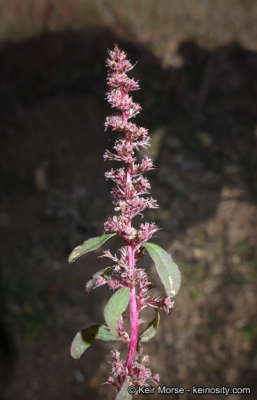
[0,28,257,400]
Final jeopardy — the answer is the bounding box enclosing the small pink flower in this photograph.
[138,222,159,242]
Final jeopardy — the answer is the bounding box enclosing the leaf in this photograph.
[144,242,180,298]
[140,310,160,343]
[85,279,97,293]
[104,288,130,336]
[115,377,132,400]
[85,265,115,293]
[95,325,118,341]
[68,233,116,263]
[93,265,114,279]
[70,325,118,359]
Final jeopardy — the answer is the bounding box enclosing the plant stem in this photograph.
[122,87,139,375]
[125,245,138,375]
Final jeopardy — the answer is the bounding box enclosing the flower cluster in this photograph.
[106,348,160,390]
[103,46,159,242]
[102,46,164,390]
[130,349,160,388]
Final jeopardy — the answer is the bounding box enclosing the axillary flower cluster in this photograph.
[68,45,181,399]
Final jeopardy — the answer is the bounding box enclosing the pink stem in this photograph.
[125,245,138,374]
[120,84,138,376]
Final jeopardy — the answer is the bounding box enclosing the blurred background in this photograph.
[0,1,257,399]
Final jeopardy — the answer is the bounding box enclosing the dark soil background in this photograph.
[0,2,257,399]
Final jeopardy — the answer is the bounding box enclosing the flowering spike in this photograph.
[69,45,181,397]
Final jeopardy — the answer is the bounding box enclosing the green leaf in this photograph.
[144,242,180,298]
[140,310,160,343]
[70,325,118,359]
[95,325,118,341]
[68,233,116,263]
[104,288,130,336]
[85,265,115,293]
[115,377,132,400]
[93,265,114,279]
[85,279,97,293]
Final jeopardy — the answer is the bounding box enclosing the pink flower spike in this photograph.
[69,45,181,396]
